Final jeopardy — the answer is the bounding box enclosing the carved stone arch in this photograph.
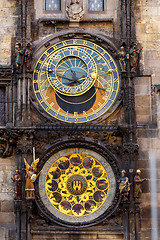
[33,29,119,59]
[35,139,121,228]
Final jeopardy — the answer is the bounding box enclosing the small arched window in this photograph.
[45,0,61,11]
[88,0,104,11]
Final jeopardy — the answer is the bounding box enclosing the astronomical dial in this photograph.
[47,50,97,96]
[33,39,120,123]
[45,153,109,217]
[38,148,116,225]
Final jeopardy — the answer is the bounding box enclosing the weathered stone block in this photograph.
[138,159,150,168]
[152,76,160,84]
[138,150,149,160]
[146,23,160,33]
[137,138,150,150]
[137,129,158,138]
[136,115,151,124]
[141,218,152,229]
[0,227,7,239]
[135,95,151,107]
[136,106,151,116]
[135,77,151,86]
[135,85,150,95]
[1,200,14,212]
[0,212,15,224]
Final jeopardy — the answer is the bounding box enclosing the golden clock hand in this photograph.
[97,69,114,76]
[76,76,87,82]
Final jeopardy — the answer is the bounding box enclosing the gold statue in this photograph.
[134,169,146,199]
[24,158,39,199]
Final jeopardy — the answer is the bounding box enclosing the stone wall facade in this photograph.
[0,0,160,240]
[134,1,160,238]
[0,0,18,66]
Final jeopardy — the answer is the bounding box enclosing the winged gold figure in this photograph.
[24,158,39,199]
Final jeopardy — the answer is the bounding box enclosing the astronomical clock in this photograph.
[2,0,140,238]
[33,37,121,227]
[33,39,120,123]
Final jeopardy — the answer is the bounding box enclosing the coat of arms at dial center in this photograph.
[45,153,110,217]
[67,174,88,195]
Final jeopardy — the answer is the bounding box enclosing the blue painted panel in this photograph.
[104,53,110,61]
[110,62,115,69]
[34,73,38,80]
[45,0,61,11]
[57,114,65,121]
[86,41,94,48]
[97,108,106,116]
[114,82,118,90]
[66,40,73,45]
[56,42,63,48]
[114,71,118,79]
[47,47,54,54]
[41,102,48,109]
[40,54,47,61]
[104,100,112,109]
[87,114,97,120]
[110,91,116,100]
[36,63,41,70]
[36,93,41,100]
[34,83,38,91]
[78,117,87,123]
[68,118,76,123]
[77,40,84,45]
[88,0,104,11]
[96,46,103,53]
[48,109,56,116]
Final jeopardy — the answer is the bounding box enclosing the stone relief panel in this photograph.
[66,0,84,21]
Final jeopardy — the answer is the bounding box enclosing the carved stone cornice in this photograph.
[36,124,120,132]
[0,66,13,81]
[16,130,35,154]
[0,129,22,158]
[33,128,123,159]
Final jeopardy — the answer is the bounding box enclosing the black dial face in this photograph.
[33,39,120,123]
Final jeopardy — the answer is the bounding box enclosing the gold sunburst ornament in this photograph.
[45,153,109,217]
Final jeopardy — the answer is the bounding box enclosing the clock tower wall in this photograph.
[1,0,160,240]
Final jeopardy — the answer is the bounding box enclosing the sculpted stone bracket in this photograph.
[123,142,139,155]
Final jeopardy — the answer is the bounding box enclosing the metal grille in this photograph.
[0,87,5,125]
[45,0,61,11]
[88,0,104,11]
